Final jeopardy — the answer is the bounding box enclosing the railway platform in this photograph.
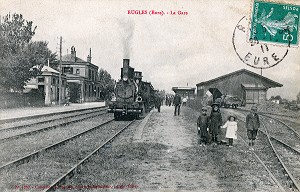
[0,102,105,123]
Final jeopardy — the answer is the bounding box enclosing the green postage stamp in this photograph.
[250,0,300,46]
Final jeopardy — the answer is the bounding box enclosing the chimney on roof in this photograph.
[71,46,76,62]
[87,48,92,63]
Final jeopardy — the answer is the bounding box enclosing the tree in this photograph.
[25,41,58,69]
[0,13,56,92]
[297,91,300,104]
[98,68,115,100]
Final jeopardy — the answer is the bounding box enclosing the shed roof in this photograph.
[196,69,282,87]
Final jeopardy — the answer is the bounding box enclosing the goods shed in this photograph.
[196,69,282,104]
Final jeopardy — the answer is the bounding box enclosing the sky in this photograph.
[1,0,299,100]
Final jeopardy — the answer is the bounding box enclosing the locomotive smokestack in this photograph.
[122,59,129,80]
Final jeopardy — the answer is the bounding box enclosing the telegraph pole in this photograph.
[59,36,62,105]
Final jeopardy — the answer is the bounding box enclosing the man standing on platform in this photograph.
[173,93,181,116]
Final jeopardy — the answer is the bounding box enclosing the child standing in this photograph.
[246,106,260,148]
[209,103,222,145]
[197,106,210,146]
[221,115,238,147]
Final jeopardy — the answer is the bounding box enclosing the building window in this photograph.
[38,77,44,83]
[76,69,80,74]
[63,67,73,74]
[52,78,56,85]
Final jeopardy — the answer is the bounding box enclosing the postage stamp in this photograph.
[250,0,300,46]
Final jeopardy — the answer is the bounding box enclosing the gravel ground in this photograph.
[58,106,280,192]
[0,119,129,191]
[0,113,113,166]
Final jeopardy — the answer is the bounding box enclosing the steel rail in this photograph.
[260,121,300,191]
[0,119,114,172]
[0,111,107,143]
[259,114,300,140]
[258,130,300,155]
[43,120,135,192]
[237,132,286,192]
[235,108,297,119]
[235,108,300,137]
[0,106,106,124]
[227,110,300,191]
[0,108,107,132]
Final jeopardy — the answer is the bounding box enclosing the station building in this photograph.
[61,46,100,103]
[24,66,67,105]
[172,87,196,99]
[196,69,282,104]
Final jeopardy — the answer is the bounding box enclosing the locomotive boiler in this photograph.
[108,59,155,120]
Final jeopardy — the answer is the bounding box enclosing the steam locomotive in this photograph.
[108,59,155,120]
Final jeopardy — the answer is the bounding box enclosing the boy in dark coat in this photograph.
[246,106,260,148]
[197,106,210,146]
[209,103,222,145]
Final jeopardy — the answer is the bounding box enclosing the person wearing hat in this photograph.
[197,106,210,146]
[221,114,238,147]
[246,106,260,148]
[209,103,222,145]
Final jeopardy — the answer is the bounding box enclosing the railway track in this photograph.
[0,107,106,131]
[223,109,300,191]
[0,108,107,142]
[0,118,114,171]
[0,119,135,191]
[0,106,106,124]
[44,120,135,192]
[237,131,286,192]
[236,108,300,136]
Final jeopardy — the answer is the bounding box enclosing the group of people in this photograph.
[197,104,260,149]
[165,94,188,108]
[155,93,187,115]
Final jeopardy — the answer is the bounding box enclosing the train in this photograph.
[107,59,155,120]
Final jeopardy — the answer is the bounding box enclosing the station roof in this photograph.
[62,54,98,69]
[62,54,86,63]
[196,69,282,87]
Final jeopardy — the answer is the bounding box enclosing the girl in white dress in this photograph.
[221,115,238,147]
